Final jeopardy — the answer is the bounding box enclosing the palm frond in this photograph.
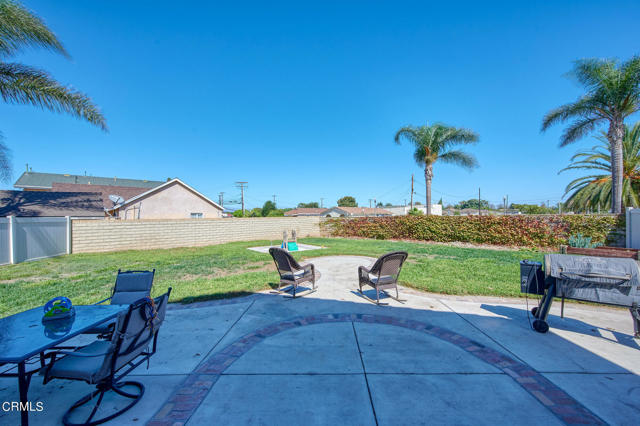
[559,116,602,147]
[0,0,68,58]
[438,150,478,169]
[561,121,640,210]
[0,63,107,130]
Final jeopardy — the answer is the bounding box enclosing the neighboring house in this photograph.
[323,206,393,217]
[50,183,150,209]
[14,170,164,191]
[284,208,329,217]
[385,204,443,216]
[0,190,104,217]
[107,179,223,219]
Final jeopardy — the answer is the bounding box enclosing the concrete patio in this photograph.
[1,255,639,425]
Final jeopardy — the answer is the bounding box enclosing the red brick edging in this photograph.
[148,313,604,426]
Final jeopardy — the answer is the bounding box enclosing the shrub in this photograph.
[568,233,602,248]
[323,215,624,248]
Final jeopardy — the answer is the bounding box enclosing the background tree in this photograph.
[297,202,319,208]
[509,203,557,214]
[395,123,479,214]
[0,0,107,181]
[261,200,276,217]
[542,57,640,214]
[455,199,489,210]
[559,122,640,211]
[337,196,357,207]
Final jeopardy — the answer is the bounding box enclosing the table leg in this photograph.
[18,361,29,426]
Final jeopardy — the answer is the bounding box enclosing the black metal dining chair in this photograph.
[41,288,171,426]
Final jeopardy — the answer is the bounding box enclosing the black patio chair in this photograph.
[358,251,408,305]
[41,288,171,426]
[269,247,317,298]
[86,269,155,337]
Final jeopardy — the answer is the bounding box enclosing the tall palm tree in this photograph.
[560,122,640,211]
[394,123,479,215]
[0,0,107,181]
[542,57,640,214]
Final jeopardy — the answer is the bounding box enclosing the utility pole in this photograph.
[218,192,224,207]
[235,182,248,215]
[410,174,414,210]
[478,188,481,216]
[320,198,324,208]
[369,199,373,208]
[503,196,506,215]
[272,194,277,207]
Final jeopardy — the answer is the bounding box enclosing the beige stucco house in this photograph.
[107,179,223,219]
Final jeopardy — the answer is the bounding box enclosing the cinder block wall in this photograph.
[71,217,324,253]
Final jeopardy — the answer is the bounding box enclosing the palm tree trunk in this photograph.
[608,120,625,214]
[425,164,433,215]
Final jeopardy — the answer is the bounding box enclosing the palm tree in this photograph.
[560,122,640,211]
[394,123,479,215]
[542,57,640,214]
[0,0,107,181]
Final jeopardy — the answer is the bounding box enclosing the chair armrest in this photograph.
[358,266,372,283]
[45,348,113,359]
[41,346,115,383]
[94,296,112,305]
[301,263,315,275]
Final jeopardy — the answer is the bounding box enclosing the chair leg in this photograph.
[375,287,380,305]
[62,381,144,426]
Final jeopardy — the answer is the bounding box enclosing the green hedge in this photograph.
[323,215,625,248]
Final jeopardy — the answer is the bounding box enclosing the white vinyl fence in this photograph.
[0,216,71,265]
[626,208,640,249]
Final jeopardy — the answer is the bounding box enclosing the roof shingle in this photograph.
[0,190,104,217]
[14,172,164,190]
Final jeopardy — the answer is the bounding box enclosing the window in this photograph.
[190,212,203,219]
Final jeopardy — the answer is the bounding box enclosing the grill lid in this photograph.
[545,254,640,287]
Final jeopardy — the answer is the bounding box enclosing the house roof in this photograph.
[284,208,328,216]
[109,178,223,212]
[0,190,104,217]
[14,171,165,190]
[326,206,393,216]
[51,183,150,208]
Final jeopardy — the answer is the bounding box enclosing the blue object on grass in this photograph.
[288,242,298,251]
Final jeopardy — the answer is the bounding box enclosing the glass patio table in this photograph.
[0,304,127,426]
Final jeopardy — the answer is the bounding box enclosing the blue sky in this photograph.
[2,0,640,209]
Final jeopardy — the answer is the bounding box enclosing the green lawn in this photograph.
[0,237,543,317]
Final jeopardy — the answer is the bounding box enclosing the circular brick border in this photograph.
[148,313,604,426]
